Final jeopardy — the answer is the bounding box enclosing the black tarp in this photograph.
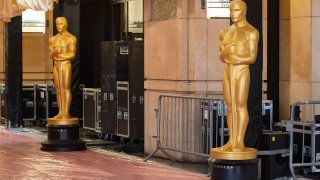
[54,0,114,118]
[79,0,111,87]
[80,0,120,88]
[243,0,263,148]
[56,0,115,89]
[4,16,23,127]
[54,0,81,118]
[267,0,279,123]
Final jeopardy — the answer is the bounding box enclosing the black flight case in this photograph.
[258,130,291,180]
[22,84,37,124]
[83,88,102,133]
[37,84,59,125]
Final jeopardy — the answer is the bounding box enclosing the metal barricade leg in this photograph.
[160,148,176,162]
[143,143,176,162]
[144,147,159,162]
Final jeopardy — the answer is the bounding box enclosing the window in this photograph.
[22,9,45,33]
[128,0,143,34]
[207,0,230,19]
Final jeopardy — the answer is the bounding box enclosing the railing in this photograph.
[285,101,320,178]
[144,94,274,163]
[144,95,226,162]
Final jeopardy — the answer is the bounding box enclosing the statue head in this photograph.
[230,0,247,23]
[56,17,68,33]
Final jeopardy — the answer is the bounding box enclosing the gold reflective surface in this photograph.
[49,17,77,122]
[47,117,79,125]
[211,147,257,160]
[211,0,259,160]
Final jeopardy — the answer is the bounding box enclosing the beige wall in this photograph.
[23,11,53,84]
[22,33,52,84]
[279,0,290,120]
[278,0,320,120]
[145,0,228,94]
[0,12,53,85]
[311,0,320,116]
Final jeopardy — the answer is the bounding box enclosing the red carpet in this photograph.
[0,130,206,179]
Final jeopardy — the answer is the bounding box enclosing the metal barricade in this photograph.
[144,95,226,162]
[285,101,320,178]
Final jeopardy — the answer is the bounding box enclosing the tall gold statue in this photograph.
[211,0,259,160]
[48,17,78,125]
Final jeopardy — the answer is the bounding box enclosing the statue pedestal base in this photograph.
[211,159,258,180]
[211,147,257,160]
[41,118,86,152]
[210,148,258,179]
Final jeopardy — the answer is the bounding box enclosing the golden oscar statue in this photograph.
[48,17,78,125]
[211,0,259,160]
[41,17,85,151]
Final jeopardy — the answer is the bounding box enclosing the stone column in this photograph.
[311,0,320,110]
[144,0,229,161]
[279,0,312,120]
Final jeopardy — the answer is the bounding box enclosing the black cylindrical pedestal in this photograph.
[211,159,258,180]
[41,124,86,151]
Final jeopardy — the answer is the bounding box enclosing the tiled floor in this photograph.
[0,129,206,179]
